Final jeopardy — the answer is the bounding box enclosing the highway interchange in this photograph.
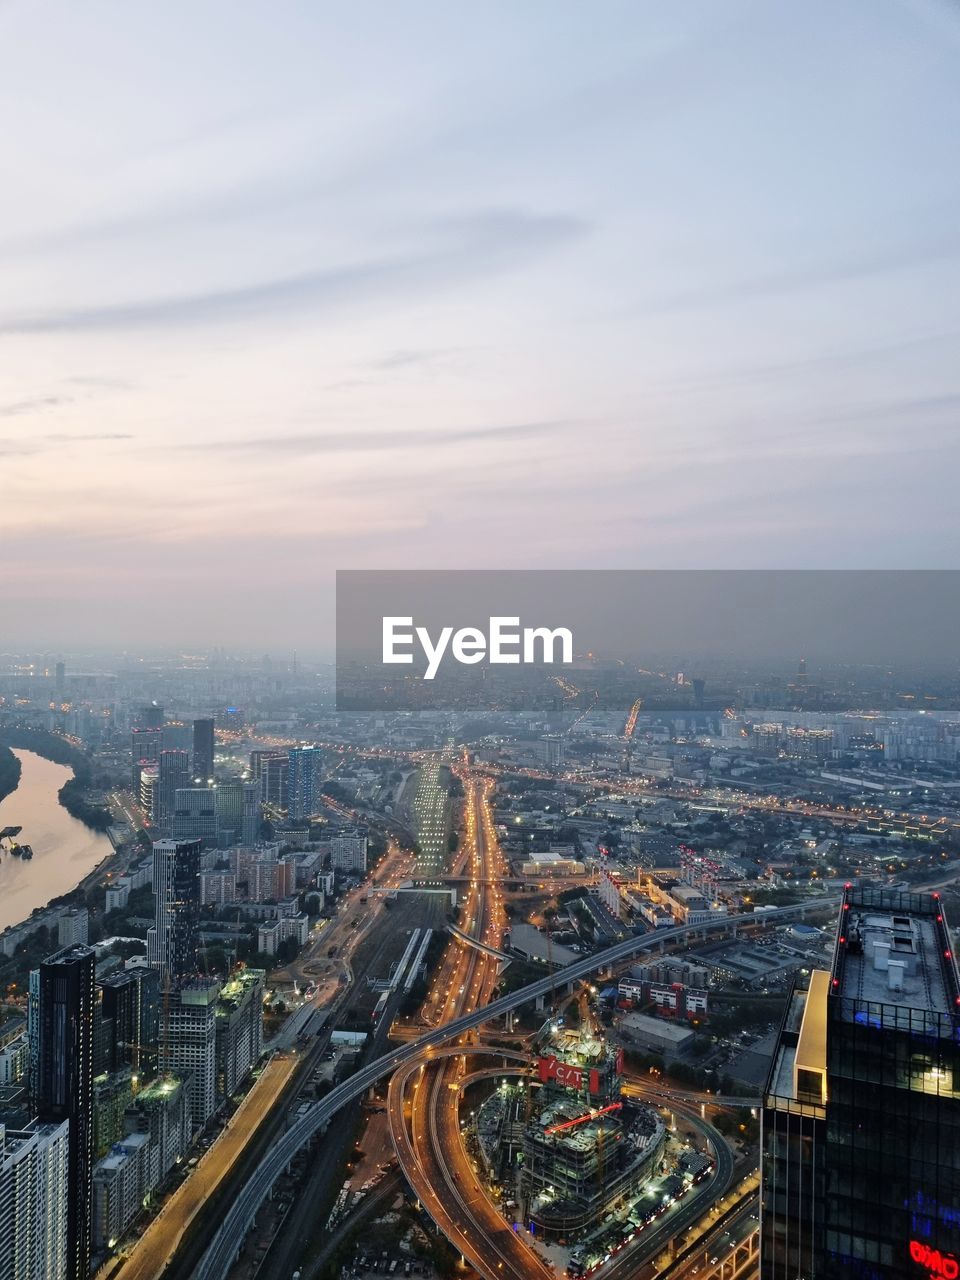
[190,882,828,1280]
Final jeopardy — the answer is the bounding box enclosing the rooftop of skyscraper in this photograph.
[830,886,960,1024]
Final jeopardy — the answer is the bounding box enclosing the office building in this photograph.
[192,717,215,783]
[157,749,190,826]
[149,839,201,986]
[762,887,960,1279]
[130,727,163,792]
[37,944,96,1280]
[170,787,218,844]
[252,747,289,808]
[213,778,258,845]
[0,1119,69,1280]
[138,705,164,730]
[287,746,323,820]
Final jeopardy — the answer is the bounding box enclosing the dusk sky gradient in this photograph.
[1,1,959,649]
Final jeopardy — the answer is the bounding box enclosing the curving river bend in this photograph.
[0,749,114,932]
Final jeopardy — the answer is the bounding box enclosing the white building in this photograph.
[330,830,368,875]
[0,1119,69,1280]
[159,981,220,1129]
[58,907,89,947]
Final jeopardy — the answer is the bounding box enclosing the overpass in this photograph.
[447,922,512,963]
[187,898,835,1280]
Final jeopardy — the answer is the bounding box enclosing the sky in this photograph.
[1,1,959,650]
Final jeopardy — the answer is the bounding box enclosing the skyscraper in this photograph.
[36,944,95,1280]
[287,745,322,819]
[761,887,960,1279]
[99,967,160,1080]
[259,753,289,811]
[148,839,201,986]
[130,726,163,792]
[157,748,190,827]
[170,788,218,844]
[192,717,215,783]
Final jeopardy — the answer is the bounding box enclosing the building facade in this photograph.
[149,839,201,985]
[36,945,96,1280]
[762,887,960,1280]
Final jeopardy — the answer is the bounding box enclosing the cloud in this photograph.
[0,432,133,457]
[178,419,568,458]
[0,209,589,335]
[0,395,71,419]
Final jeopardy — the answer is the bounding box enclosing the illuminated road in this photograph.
[388,774,549,1280]
[109,1052,300,1280]
[190,898,833,1280]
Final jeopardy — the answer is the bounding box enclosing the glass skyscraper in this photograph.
[37,944,96,1280]
[287,745,323,820]
[762,887,960,1280]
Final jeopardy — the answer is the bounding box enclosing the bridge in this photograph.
[447,922,512,963]
[187,898,835,1280]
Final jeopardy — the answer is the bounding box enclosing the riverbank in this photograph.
[0,745,21,807]
[0,749,116,934]
[0,726,112,832]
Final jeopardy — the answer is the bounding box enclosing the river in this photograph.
[0,749,114,932]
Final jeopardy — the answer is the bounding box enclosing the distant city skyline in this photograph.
[2,2,960,647]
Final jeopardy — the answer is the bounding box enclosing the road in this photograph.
[107,1052,300,1280]
[189,897,832,1280]
[388,771,551,1280]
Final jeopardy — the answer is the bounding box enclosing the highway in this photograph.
[107,1052,300,1280]
[190,897,832,1280]
[387,773,550,1280]
[389,1050,550,1280]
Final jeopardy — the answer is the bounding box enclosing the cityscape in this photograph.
[1,649,960,1280]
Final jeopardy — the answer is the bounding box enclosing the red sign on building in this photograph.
[538,1055,584,1089]
[910,1240,959,1280]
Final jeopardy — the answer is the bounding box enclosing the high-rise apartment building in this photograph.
[36,944,96,1280]
[0,1119,69,1279]
[148,839,201,986]
[287,746,323,819]
[99,967,160,1080]
[761,887,960,1279]
[215,970,265,1101]
[192,718,215,783]
[159,981,219,1129]
[330,829,368,875]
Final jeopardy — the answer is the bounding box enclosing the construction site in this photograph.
[472,1004,708,1253]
